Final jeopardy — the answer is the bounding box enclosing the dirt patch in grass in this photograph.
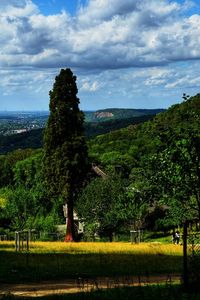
[0,274,181,297]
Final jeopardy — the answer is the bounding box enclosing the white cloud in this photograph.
[1,0,200,110]
[0,68,56,97]
[80,79,100,92]
[1,0,200,70]
[0,0,38,17]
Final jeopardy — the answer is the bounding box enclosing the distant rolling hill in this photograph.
[84,108,165,122]
[85,114,156,138]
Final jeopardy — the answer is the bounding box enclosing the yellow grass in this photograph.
[0,241,182,256]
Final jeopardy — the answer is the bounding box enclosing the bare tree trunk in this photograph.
[64,203,75,242]
[109,232,113,242]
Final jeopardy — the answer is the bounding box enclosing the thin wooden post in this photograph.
[18,232,20,251]
[28,230,31,242]
[183,222,188,288]
[15,232,19,252]
[26,231,29,251]
[130,231,134,244]
[22,232,24,251]
[20,232,22,251]
[18,232,19,251]
[15,232,17,251]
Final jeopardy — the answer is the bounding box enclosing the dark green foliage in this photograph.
[85,114,154,138]
[88,93,200,228]
[0,149,46,230]
[0,148,35,188]
[43,68,89,199]
[14,151,43,188]
[0,187,38,230]
[43,68,89,240]
[145,130,200,225]
[88,124,149,169]
[0,149,63,231]
[137,94,200,225]
[77,177,130,240]
[13,151,51,211]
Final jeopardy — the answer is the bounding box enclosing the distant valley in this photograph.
[0,108,165,153]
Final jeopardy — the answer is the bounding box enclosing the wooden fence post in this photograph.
[26,231,29,251]
[15,231,29,252]
[15,231,20,252]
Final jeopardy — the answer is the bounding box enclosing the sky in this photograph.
[1,0,200,111]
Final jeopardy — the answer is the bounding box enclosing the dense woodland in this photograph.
[0,92,200,240]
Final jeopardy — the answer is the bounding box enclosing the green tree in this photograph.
[43,68,89,241]
[144,128,200,227]
[13,151,51,213]
[77,177,129,241]
[0,149,35,188]
[0,187,38,230]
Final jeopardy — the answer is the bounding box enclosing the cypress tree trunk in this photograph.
[64,203,75,242]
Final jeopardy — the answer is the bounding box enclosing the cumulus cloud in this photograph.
[0,68,56,97]
[1,0,200,110]
[80,79,100,92]
[0,0,200,71]
[0,0,38,17]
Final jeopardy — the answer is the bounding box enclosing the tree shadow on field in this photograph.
[0,251,182,284]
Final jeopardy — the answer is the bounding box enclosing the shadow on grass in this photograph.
[0,251,182,284]
[1,285,200,300]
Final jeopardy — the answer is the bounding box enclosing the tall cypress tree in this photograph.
[43,68,89,241]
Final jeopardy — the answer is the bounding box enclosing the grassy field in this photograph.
[0,241,183,284]
[0,240,182,254]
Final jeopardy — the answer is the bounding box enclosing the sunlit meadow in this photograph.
[0,241,183,256]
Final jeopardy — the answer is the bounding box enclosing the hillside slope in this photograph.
[84,108,165,122]
[88,94,200,167]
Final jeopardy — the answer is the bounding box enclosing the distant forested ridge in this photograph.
[0,109,163,153]
[85,114,156,138]
[84,108,165,122]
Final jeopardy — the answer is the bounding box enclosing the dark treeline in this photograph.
[85,114,155,137]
